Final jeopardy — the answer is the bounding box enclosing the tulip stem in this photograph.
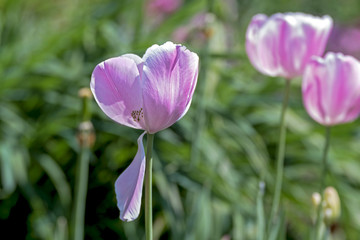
[145,133,154,240]
[256,181,266,240]
[268,79,291,229]
[72,147,90,240]
[71,89,92,240]
[323,226,330,240]
[314,127,331,240]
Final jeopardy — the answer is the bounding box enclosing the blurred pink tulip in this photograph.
[146,0,182,25]
[147,0,182,14]
[246,13,333,79]
[172,12,215,45]
[326,24,360,59]
[302,52,360,126]
[90,41,199,221]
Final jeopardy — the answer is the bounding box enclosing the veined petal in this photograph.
[247,14,284,77]
[286,14,332,77]
[142,41,199,133]
[302,52,360,126]
[90,56,146,129]
[115,131,146,221]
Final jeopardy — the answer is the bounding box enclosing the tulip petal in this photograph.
[303,53,360,125]
[246,14,270,75]
[246,13,333,79]
[142,41,199,133]
[278,14,332,78]
[302,59,327,124]
[247,14,285,77]
[115,131,146,221]
[325,55,360,124]
[90,56,146,130]
[297,15,333,73]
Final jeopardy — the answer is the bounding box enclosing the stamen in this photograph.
[131,108,143,122]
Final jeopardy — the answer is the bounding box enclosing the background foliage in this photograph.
[1,0,360,239]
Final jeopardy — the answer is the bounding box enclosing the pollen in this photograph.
[131,108,144,122]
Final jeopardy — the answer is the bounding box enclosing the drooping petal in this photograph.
[90,56,146,130]
[302,52,360,126]
[115,131,146,221]
[246,13,333,79]
[141,41,199,133]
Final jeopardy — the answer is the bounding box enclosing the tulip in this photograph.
[246,12,333,79]
[148,0,182,14]
[90,41,199,226]
[172,12,215,46]
[245,13,333,234]
[302,53,360,240]
[302,52,360,126]
[71,88,94,240]
[146,0,182,26]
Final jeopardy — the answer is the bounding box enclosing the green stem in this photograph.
[72,90,92,240]
[190,0,214,165]
[256,181,266,240]
[268,79,291,228]
[323,226,330,240]
[72,147,90,240]
[132,0,143,48]
[314,127,331,240]
[145,133,154,240]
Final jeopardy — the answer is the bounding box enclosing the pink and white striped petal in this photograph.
[142,42,199,133]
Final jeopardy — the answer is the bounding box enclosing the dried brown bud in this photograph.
[77,121,95,148]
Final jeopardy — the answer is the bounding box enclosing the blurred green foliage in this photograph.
[1,0,360,239]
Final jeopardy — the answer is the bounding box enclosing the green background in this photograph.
[1,0,360,239]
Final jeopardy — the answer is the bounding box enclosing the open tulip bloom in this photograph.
[245,12,333,234]
[302,52,360,239]
[246,12,333,79]
[90,41,199,229]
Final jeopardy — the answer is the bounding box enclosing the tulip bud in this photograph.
[323,186,341,225]
[78,87,92,121]
[312,192,321,207]
[78,88,93,99]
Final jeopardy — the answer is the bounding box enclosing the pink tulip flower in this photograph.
[246,12,333,79]
[147,0,182,14]
[302,52,360,126]
[90,41,199,221]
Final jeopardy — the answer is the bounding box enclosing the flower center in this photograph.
[131,108,144,122]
